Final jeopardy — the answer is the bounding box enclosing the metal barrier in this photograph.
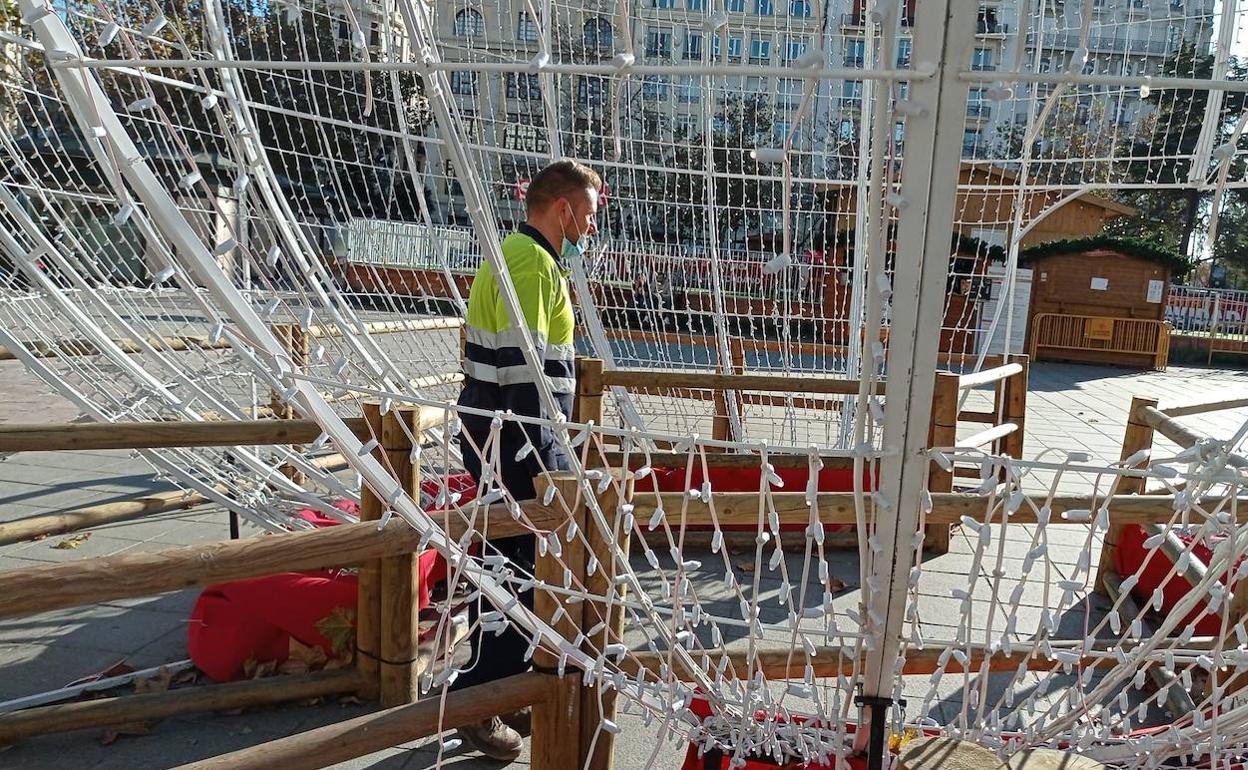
[1029,313,1170,370]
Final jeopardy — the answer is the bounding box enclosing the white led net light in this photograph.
[4,0,1248,766]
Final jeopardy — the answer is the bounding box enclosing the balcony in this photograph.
[976,20,1009,35]
[1024,31,1172,56]
[841,12,911,28]
[843,55,864,67]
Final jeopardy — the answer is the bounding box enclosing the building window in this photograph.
[642,75,671,98]
[977,6,1002,34]
[971,47,994,71]
[454,8,484,38]
[749,37,771,63]
[675,114,699,137]
[962,128,981,156]
[677,75,701,102]
[842,80,863,107]
[517,12,538,42]
[1167,25,1181,50]
[893,121,905,149]
[773,121,791,143]
[450,70,478,95]
[506,72,542,100]
[1039,56,1051,73]
[646,30,673,58]
[777,77,803,108]
[896,38,911,67]
[584,18,613,50]
[713,35,743,61]
[654,0,676,8]
[687,0,704,8]
[684,30,703,59]
[578,76,608,107]
[790,0,812,17]
[745,76,765,93]
[967,87,989,117]
[755,0,774,15]
[784,36,806,61]
[726,0,745,10]
[838,118,856,141]
[501,120,549,153]
[845,38,865,67]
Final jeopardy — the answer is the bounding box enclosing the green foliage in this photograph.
[10,0,431,221]
[1019,235,1192,277]
[1107,43,1248,280]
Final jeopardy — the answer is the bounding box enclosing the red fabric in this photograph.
[1115,524,1247,636]
[637,466,877,532]
[188,476,478,683]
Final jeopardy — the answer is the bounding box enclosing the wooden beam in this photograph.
[1001,354,1028,461]
[958,410,998,424]
[355,402,386,702]
[598,451,856,470]
[379,406,421,707]
[171,673,551,770]
[0,334,233,361]
[0,408,455,454]
[1102,571,1196,717]
[0,489,1227,621]
[578,472,633,769]
[604,491,1244,529]
[0,418,367,453]
[0,488,212,547]
[624,638,1216,682]
[0,669,363,745]
[0,510,550,621]
[531,474,587,770]
[601,369,882,395]
[1163,397,1248,418]
[306,317,463,339]
[0,452,348,547]
[925,372,960,554]
[1140,405,1248,469]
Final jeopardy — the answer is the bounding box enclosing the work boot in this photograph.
[456,715,523,762]
[500,706,531,736]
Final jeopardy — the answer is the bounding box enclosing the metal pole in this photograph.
[856,1,976,763]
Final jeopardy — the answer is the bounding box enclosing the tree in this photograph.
[6,0,431,222]
[1109,44,1248,271]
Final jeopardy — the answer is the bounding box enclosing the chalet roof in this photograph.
[1018,235,1192,278]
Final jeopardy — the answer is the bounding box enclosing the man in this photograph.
[452,159,601,761]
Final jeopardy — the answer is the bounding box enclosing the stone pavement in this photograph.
[2,359,1248,768]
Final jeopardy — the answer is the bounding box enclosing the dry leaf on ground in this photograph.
[52,533,91,550]
[99,721,153,746]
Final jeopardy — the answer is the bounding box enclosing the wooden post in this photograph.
[579,471,634,769]
[379,405,422,707]
[574,357,605,425]
[1001,353,1028,461]
[1095,395,1158,595]
[270,323,310,484]
[355,401,385,701]
[530,473,588,770]
[711,339,746,447]
[924,372,960,554]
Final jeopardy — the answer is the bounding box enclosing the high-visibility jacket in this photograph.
[456,225,575,489]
